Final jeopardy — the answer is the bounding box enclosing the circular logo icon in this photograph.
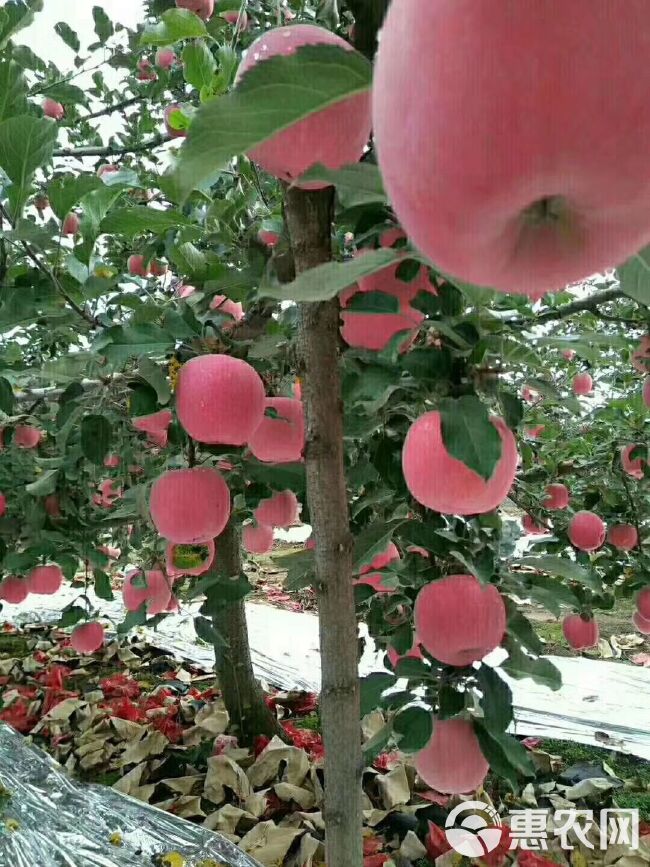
[445,800,503,857]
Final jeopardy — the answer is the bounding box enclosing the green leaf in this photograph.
[513,555,602,591]
[171,240,207,277]
[274,548,315,591]
[0,59,27,121]
[474,721,534,789]
[513,573,582,617]
[25,469,59,496]
[94,569,114,601]
[141,7,208,46]
[353,521,399,572]
[55,21,80,53]
[78,184,124,261]
[438,684,466,719]
[80,414,112,464]
[498,390,524,429]
[506,609,543,656]
[182,39,216,90]
[39,81,87,107]
[117,605,147,634]
[246,462,305,494]
[48,174,101,220]
[477,666,513,733]
[66,254,88,284]
[175,43,372,198]
[59,605,87,628]
[0,0,37,49]
[360,672,396,716]
[501,638,562,691]
[94,324,175,364]
[0,377,14,415]
[618,245,650,307]
[297,161,386,208]
[137,357,171,405]
[362,721,393,762]
[438,395,503,481]
[262,248,402,302]
[393,706,433,752]
[346,290,399,314]
[92,5,113,42]
[194,615,227,647]
[0,115,58,218]
[100,206,192,237]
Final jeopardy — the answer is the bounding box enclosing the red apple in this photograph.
[562,614,599,650]
[176,0,214,20]
[42,98,64,120]
[415,574,506,666]
[621,444,645,480]
[164,104,188,138]
[254,490,299,528]
[373,0,650,296]
[0,577,29,604]
[543,483,570,511]
[607,524,638,551]
[415,718,488,795]
[27,565,63,596]
[127,254,149,277]
[568,511,606,552]
[573,372,593,396]
[243,523,274,555]
[637,587,650,620]
[149,467,230,543]
[222,9,248,28]
[155,48,177,70]
[237,25,371,188]
[176,355,265,445]
[248,397,305,463]
[402,411,517,515]
[632,611,650,635]
[137,58,157,82]
[71,621,105,654]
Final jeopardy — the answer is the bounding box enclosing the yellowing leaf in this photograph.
[161,853,185,867]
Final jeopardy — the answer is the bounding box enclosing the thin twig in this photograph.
[53,134,171,159]
[507,288,628,327]
[81,95,145,122]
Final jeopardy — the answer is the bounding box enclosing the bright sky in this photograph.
[16,1,144,67]
[17,2,148,146]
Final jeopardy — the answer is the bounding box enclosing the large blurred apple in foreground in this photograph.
[373,0,650,297]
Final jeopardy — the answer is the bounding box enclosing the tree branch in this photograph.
[53,134,171,159]
[81,95,145,122]
[14,374,127,403]
[508,288,627,326]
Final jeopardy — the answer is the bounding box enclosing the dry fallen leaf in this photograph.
[247,736,309,788]
[238,821,304,867]
[205,754,252,804]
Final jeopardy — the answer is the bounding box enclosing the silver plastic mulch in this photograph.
[0,723,262,867]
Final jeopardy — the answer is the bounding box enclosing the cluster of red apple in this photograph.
[149,354,305,567]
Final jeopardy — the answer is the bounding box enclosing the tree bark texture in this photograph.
[211,520,280,745]
[285,184,363,867]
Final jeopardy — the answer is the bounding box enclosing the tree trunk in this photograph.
[211,520,280,745]
[285,185,363,867]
